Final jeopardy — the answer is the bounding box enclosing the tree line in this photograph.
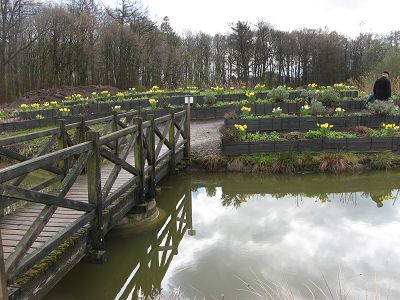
[0,0,399,102]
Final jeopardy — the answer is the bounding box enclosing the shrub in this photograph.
[204,92,216,106]
[300,89,317,102]
[367,100,399,116]
[220,127,240,142]
[319,87,340,103]
[309,100,326,116]
[268,86,289,102]
[351,126,374,137]
[283,131,305,140]
[224,111,238,120]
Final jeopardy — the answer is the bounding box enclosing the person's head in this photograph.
[382,71,390,78]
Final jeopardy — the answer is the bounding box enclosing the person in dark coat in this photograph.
[373,71,391,100]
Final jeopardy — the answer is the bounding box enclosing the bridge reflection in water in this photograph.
[115,186,193,300]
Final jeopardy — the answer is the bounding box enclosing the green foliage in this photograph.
[204,92,217,106]
[220,127,240,142]
[309,100,326,116]
[367,100,399,116]
[305,130,356,139]
[268,86,290,102]
[245,131,285,142]
[319,87,340,103]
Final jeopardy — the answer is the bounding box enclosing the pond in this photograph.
[45,170,400,299]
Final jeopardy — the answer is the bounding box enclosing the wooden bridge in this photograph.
[0,109,190,299]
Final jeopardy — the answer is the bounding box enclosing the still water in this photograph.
[46,171,400,299]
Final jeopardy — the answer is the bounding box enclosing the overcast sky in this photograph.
[130,0,400,38]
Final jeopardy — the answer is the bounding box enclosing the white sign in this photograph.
[185,96,194,104]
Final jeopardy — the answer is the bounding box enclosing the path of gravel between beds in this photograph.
[190,119,223,156]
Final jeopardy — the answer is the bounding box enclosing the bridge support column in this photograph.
[169,112,176,174]
[85,131,106,264]
[0,230,8,300]
[134,118,145,203]
[147,114,156,198]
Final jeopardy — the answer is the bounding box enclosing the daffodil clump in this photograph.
[272,107,283,117]
[211,86,224,95]
[300,104,310,116]
[334,107,345,117]
[254,83,266,91]
[128,87,136,94]
[101,90,111,98]
[381,123,400,136]
[187,86,198,92]
[113,105,122,112]
[241,106,252,118]
[35,114,45,120]
[19,104,29,111]
[65,93,84,102]
[333,83,356,90]
[234,123,248,139]
[149,98,158,109]
[116,92,125,100]
[59,107,71,116]
[307,83,318,89]
[317,122,334,136]
[245,91,256,103]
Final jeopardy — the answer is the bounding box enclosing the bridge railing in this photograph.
[0,111,137,215]
[0,141,96,283]
[0,109,189,297]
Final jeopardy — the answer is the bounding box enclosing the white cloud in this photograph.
[134,0,400,37]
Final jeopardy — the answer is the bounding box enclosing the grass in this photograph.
[200,152,400,174]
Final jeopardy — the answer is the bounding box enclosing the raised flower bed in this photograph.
[222,136,400,155]
[225,115,400,132]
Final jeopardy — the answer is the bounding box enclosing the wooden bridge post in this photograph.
[169,112,176,174]
[184,105,191,162]
[57,119,68,176]
[86,131,106,262]
[134,118,145,203]
[112,111,119,156]
[79,116,86,144]
[0,230,8,300]
[148,114,156,198]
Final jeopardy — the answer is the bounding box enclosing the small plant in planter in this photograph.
[241,106,252,118]
[30,103,40,111]
[367,100,399,116]
[310,100,326,116]
[204,92,216,106]
[381,123,400,136]
[269,86,289,103]
[50,101,58,107]
[300,104,311,116]
[19,104,29,112]
[272,107,283,117]
[305,123,334,138]
[101,90,111,98]
[334,107,346,117]
[59,107,71,117]
[113,105,122,112]
[234,124,247,140]
[300,89,318,103]
[307,83,318,89]
[35,114,45,120]
[254,83,266,92]
[319,87,340,104]
[116,92,125,101]
[211,86,224,95]
[245,91,256,103]
[148,99,158,109]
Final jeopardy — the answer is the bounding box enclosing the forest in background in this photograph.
[0,0,400,102]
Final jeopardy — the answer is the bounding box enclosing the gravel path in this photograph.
[190,119,224,156]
